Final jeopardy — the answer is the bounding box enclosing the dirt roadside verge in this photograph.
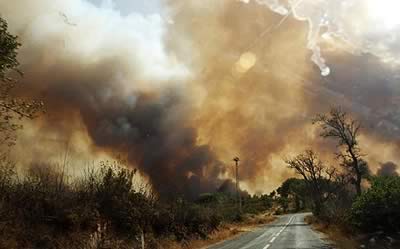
[159,212,276,249]
[304,215,360,249]
[305,215,400,249]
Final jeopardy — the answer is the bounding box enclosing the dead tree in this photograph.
[313,107,366,196]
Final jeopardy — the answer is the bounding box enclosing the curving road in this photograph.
[207,213,333,249]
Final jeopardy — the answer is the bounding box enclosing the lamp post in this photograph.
[233,157,242,213]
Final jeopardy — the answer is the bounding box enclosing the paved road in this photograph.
[207,213,333,249]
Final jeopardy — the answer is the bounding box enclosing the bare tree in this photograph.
[313,107,366,196]
[285,150,336,216]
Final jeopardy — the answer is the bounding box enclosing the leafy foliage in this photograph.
[0,17,20,81]
[277,178,308,212]
[351,176,400,233]
[0,17,43,146]
[285,150,337,216]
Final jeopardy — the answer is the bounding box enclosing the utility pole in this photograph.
[233,157,242,213]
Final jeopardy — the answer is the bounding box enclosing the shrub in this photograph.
[350,176,400,233]
[0,159,273,247]
[168,200,223,241]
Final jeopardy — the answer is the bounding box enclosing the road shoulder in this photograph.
[160,212,276,249]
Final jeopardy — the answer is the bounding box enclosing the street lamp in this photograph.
[233,157,242,213]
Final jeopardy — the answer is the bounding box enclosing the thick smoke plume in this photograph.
[1,0,400,196]
[0,0,225,199]
[166,0,400,191]
[377,162,399,177]
[243,0,400,76]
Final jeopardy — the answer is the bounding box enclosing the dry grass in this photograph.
[304,215,360,249]
[305,215,400,249]
[159,212,276,249]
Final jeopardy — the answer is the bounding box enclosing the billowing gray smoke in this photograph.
[377,162,399,176]
[0,0,226,199]
[84,90,224,198]
[18,55,224,199]
[217,179,250,197]
[22,48,224,199]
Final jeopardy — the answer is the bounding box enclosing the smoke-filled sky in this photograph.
[1,0,400,197]
[88,0,161,15]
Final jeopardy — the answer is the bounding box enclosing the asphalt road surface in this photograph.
[207,213,333,249]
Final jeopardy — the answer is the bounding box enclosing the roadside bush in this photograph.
[0,158,274,248]
[95,164,151,237]
[350,176,400,233]
[242,195,273,214]
[152,205,175,236]
[184,205,221,238]
[169,200,223,240]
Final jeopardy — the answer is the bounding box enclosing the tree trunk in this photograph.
[350,149,362,196]
[312,191,323,217]
[295,196,300,212]
[313,201,321,216]
[141,229,145,249]
[355,175,362,196]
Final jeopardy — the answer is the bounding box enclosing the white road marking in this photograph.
[263,215,296,248]
[263,244,271,249]
[241,215,296,249]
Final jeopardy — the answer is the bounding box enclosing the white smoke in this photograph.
[0,0,190,171]
[240,0,400,76]
[0,0,188,85]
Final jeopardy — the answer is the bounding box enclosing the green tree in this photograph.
[351,176,400,233]
[0,17,42,146]
[277,196,289,213]
[285,150,336,216]
[277,178,308,212]
[0,17,20,81]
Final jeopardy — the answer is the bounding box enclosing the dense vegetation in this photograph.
[0,159,273,248]
[351,176,400,233]
[274,178,310,213]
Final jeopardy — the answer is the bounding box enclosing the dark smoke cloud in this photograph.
[0,0,226,199]
[320,49,400,139]
[85,89,224,198]
[19,54,225,199]
[377,162,399,177]
[217,179,250,198]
